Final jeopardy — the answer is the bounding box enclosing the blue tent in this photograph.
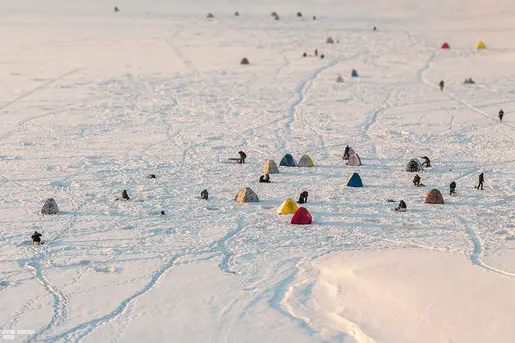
[280,153,297,167]
[346,172,363,187]
[351,69,358,77]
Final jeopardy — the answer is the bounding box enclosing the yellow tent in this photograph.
[476,41,486,49]
[276,198,299,215]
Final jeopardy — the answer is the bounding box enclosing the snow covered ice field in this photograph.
[0,0,514,341]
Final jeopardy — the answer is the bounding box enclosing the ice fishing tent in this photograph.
[347,153,362,166]
[441,42,450,49]
[240,57,250,65]
[235,187,259,203]
[297,154,314,167]
[41,198,59,215]
[291,207,312,224]
[263,159,280,174]
[297,12,303,17]
[276,198,298,215]
[234,11,240,16]
[351,69,358,77]
[476,41,486,49]
[336,74,344,83]
[326,37,334,44]
[406,158,423,172]
[207,13,215,19]
[280,154,297,167]
[424,189,444,204]
[346,173,363,187]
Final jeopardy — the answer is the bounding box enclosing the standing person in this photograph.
[499,109,504,122]
[413,174,421,186]
[476,173,484,190]
[31,231,42,245]
[450,181,456,196]
[314,49,318,57]
[439,80,445,91]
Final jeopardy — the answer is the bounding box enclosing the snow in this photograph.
[0,0,514,342]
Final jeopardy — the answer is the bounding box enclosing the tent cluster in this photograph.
[440,41,486,49]
[279,153,314,167]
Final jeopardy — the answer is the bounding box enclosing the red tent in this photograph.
[291,207,312,225]
[441,42,450,49]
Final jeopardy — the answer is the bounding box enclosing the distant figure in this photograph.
[303,52,307,57]
[439,80,445,91]
[238,151,247,164]
[395,200,407,212]
[343,145,350,160]
[147,174,156,179]
[421,156,431,168]
[413,174,421,186]
[120,190,130,201]
[31,231,42,245]
[259,174,270,183]
[201,189,209,200]
[313,16,316,20]
[373,26,377,31]
[114,6,120,12]
[320,54,325,59]
[297,191,308,204]
[499,109,504,122]
[314,49,318,57]
[476,173,484,190]
[160,211,166,215]
[234,11,240,16]
[449,181,456,196]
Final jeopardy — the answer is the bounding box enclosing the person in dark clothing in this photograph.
[343,145,350,160]
[297,191,308,204]
[499,109,504,122]
[31,231,42,245]
[439,80,444,91]
[238,151,247,164]
[320,54,325,59]
[201,189,209,199]
[303,52,307,57]
[413,174,421,186]
[114,6,120,12]
[373,26,377,31]
[314,49,318,57]
[421,156,431,168]
[449,181,456,196]
[259,174,270,183]
[395,200,407,212]
[476,173,484,190]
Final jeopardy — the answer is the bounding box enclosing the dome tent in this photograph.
[276,198,298,215]
[263,159,280,174]
[291,207,312,224]
[424,189,444,204]
[235,187,259,203]
[406,158,423,172]
[280,153,297,167]
[297,154,314,167]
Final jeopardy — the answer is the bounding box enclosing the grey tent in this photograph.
[207,13,215,19]
[41,198,59,215]
[235,187,259,203]
[240,57,250,65]
[406,158,423,172]
[263,160,280,174]
[326,37,334,44]
[297,154,314,167]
